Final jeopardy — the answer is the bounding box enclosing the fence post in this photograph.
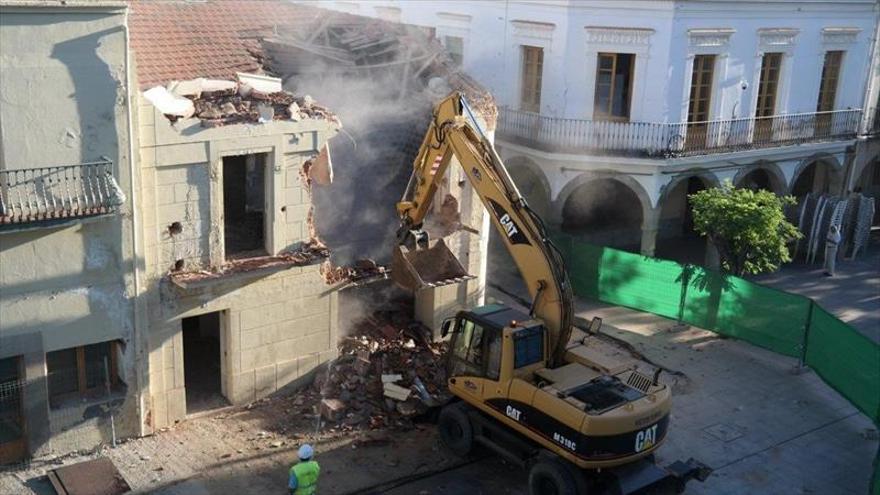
[797,299,815,370]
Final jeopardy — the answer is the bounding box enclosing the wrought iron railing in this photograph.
[496,108,863,157]
[0,160,125,226]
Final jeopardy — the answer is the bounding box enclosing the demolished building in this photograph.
[129,0,496,433]
[0,0,496,461]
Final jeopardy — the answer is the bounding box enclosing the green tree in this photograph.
[689,181,801,276]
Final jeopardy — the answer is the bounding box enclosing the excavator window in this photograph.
[449,317,503,381]
[486,331,502,380]
[513,326,544,369]
[451,319,484,377]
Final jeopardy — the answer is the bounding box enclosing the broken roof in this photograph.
[128,0,495,128]
[129,0,321,88]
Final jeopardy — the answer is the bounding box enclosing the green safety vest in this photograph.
[290,460,320,495]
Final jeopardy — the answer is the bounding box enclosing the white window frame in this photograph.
[436,13,471,67]
[751,28,799,117]
[816,27,860,111]
[511,20,555,114]
[583,27,654,122]
[681,28,734,123]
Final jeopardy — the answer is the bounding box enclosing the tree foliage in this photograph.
[689,181,801,276]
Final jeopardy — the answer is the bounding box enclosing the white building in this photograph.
[318,0,880,264]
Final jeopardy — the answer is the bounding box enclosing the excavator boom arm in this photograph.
[396,93,573,366]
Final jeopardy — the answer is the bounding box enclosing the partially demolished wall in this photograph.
[265,12,496,330]
[132,3,497,433]
[138,78,341,430]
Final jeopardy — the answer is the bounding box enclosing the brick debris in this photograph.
[314,306,450,430]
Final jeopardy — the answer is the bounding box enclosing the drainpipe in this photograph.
[122,8,147,437]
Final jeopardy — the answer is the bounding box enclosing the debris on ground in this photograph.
[315,306,450,430]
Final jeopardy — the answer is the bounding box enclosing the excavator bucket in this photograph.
[391,238,474,291]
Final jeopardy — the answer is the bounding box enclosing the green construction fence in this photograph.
[552,233,880,492]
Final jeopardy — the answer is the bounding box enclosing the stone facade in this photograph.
[136,97,340,431]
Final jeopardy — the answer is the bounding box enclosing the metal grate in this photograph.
[626,370,653,393]
[0,160,125,226]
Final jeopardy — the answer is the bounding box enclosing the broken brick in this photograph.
[320,398,346,422]
[383,382,411,402]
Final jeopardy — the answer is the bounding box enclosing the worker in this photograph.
[823,225,841,276]
[289,444,320,495]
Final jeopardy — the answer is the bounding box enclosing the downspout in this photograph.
[122,8,146,437]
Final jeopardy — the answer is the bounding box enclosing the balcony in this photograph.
[496,108,863,158]
[0,160,125,230]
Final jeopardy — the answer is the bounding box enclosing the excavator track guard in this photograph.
[391,238,474,291]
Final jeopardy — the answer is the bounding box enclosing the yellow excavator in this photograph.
[392,92,709,494]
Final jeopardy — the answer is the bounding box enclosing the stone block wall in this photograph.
[137,98,340,431]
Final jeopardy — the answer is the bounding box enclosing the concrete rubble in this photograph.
[149,73,340,128]
[314,304,451,430]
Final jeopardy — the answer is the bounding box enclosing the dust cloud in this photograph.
[285,69,447,266]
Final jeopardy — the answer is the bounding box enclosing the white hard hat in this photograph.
[298,444,314,460]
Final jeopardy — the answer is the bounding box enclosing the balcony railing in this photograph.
[496,108,863,157]
[0,160,125,227]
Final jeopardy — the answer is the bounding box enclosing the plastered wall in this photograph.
[0,4,140,457]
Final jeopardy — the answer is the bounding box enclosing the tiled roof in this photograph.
[129,0,321,89]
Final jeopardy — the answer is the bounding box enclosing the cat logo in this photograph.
[500,214,519,239]
[634,424,658,453]
[505,405,522,421]
[487,199,530,246]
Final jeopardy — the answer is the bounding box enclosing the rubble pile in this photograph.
[145,75,340,128]
[315,309,450,430]
[190,89,337,128]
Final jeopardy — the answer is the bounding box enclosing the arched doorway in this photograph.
[656,175,714,264]
[487,158,553,292]
[791,159,841,197]
[507,159,552,222]
[561,178,644,253]
[855,158,880,226]
[735,167,783,194]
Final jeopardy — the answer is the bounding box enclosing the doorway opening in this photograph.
[223,153,268,260]
[0,356,26,464]
[182,312,228,414]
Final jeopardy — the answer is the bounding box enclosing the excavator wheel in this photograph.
[528,456,583,495]
[437,402,473,457]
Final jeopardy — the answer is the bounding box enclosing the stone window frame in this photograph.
[583,26,655,122]
[510,20,555,113]
[815,27,860,112]
[436,12,472,66]
[208,137,286,266]
[750,28,799,117]
[680,28,735,123]
[374,6,401,23]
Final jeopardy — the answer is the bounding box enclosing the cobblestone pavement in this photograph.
[1,292,876,494]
